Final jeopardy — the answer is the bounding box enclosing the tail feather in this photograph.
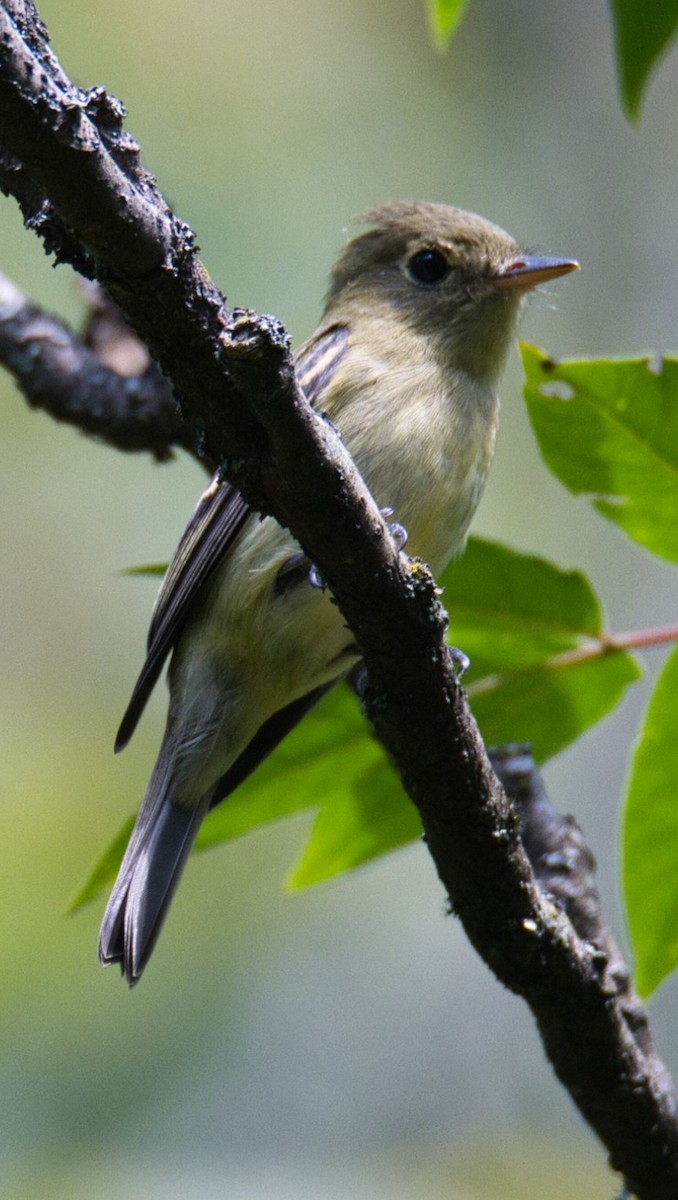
[99,745,209,985]
[101,685,338,985]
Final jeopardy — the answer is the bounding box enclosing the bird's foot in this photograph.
[381,507,408,552]
[449,646,471,678]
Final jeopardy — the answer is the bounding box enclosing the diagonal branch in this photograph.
[1,4,677,1195]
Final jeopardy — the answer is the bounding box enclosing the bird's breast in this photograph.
[334,358,500,574]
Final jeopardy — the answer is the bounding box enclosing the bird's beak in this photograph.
[494,255,580,291]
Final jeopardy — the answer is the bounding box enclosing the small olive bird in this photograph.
[99,201,578,984]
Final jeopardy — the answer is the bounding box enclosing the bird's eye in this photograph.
[406,248,451,285]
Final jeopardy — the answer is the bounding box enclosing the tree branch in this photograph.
[493,747,678,1196]
[0,272,201,460]
[1,4,677,1194]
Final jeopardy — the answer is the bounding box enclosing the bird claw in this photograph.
[276,510,406,598]
[449,646,471,678]
[275,551,326,595]
[389,522,408,551]
[309,563,326,590]
[275,548,328,594]
[380,507,408,551]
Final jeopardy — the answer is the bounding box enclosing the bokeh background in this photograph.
[1,1,677,1196]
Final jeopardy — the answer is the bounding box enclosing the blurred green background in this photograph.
[1,0,676,1195]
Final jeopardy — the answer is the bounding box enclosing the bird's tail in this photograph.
[99,740,209,986]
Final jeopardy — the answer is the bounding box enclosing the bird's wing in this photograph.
[115,480,250,751]
[115,323,350,751]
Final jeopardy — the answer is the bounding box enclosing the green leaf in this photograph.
[442,536,603,677]
[287,759,420,890]
[609,0,678,120]
[522,345,678,562]
[424,0,470,49]
[69,814,135,911]
[118,562,168,576]
[442,538,641,760]
[470,651,640,763]
[623,644,678,996]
